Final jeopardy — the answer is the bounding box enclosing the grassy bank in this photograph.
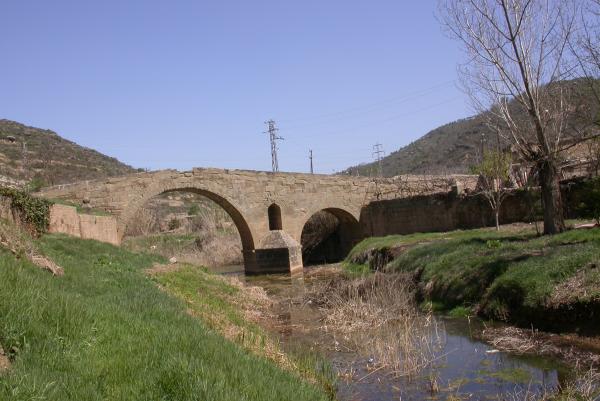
[123,232,243,267]
[153,264,336,396]
[345,225,600,332]
[0,234,329,400]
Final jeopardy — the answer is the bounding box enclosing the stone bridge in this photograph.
[39,168,477,273]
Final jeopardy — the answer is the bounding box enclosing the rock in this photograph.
[169,257,177,264]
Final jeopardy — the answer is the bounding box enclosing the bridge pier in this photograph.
[244,231,303,275]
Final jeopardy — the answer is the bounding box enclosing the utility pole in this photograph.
[265,119,283,172]
[309,149,314,174]
[372,143,385,177]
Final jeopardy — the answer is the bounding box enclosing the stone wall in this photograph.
[360,180,592,237]
[360,192,532,237]
[49,204,119,245]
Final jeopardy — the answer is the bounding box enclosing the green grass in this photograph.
[49,198,111,216]
[153,264,336,397]
[0,234,329,401]
[345,225,600,329]
[123,233,198,256]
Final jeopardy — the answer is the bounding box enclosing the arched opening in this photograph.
[268,203,282,230]
[121,188,254,269]
[300,208,362,265]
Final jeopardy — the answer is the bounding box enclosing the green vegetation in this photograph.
[49,198,111,216]
[187,203,200,216]
[488,367,532,384]
[345,225,600,329]
[153,264,336,397]
[574,177,600,224]
[123,233,197,257]
[25,176,46,193]
[0,187,52,234]
[0,234,329,400]
[168,217,181,230]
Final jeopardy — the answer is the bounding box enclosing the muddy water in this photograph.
[213,265,571,401]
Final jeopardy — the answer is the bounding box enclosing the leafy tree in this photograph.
[471,150,513,230]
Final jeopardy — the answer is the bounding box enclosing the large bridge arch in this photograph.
[119,185,256,252]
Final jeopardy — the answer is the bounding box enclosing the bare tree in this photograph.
[572,0,600,102]
[471,150,513,230]
[439,0,582,234]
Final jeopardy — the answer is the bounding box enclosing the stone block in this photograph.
[49,204,81,237]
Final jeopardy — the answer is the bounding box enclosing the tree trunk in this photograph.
[538,159,566,235]
[495,209,500,231]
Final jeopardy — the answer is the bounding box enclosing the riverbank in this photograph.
[345,224,600,334]
[0,234,330,400]
[245,264,600,401]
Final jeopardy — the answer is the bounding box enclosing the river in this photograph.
[212,264,573,401]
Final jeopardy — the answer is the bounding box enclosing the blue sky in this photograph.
[1,1,471,174]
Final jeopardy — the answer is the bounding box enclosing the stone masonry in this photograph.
[39,168,477,273]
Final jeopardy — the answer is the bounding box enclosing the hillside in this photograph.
[0,119,138,186]
[343,79,599,177]
[344,115,491,177]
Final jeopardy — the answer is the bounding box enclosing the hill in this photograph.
[344,115,490,177]
[0,119,138,187]
[343,80,599,177]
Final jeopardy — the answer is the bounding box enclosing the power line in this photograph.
[372,143,385,177]
[264,119,284,172]
[278,80,456,127]
[280,96,462,141]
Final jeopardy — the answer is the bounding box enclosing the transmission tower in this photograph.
[309,149,314,174]
[372,143,385,177]
[265,120,284,172]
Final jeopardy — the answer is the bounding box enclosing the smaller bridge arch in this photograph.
[299,206,364,265]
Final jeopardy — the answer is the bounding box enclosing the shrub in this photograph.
[187,204,200,216]
[26,176,46,193]
[168,218,181,231]
[0,187,52,235]
[575,177,600,224]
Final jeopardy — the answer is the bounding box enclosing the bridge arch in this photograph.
[299,207,363,265]
[119,186,255,252]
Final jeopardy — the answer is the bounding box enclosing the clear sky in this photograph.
[1,1,472,174]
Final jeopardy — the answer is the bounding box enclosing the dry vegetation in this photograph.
[306,272,445,377]
[480,326,600,369]
[503,369,600,401]
[0,219,63,275]
[124,192,243,267]
[0,119,137,186]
